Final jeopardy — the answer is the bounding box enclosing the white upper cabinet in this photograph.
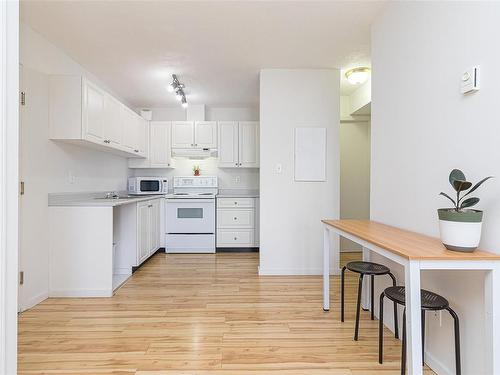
[171,121,217,149]
[218,121,239,167]
[239,121,259,168]
[83,80,105,143]
[49,75,147,158]
[102,94,122,146]
[129,121,174,168]
[195,121,217,148]
[171,121,195,148]
[218,121,259,168]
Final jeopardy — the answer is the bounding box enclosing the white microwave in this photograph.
[128,177,168,195]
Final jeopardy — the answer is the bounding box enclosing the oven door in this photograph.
[166,199,215,234]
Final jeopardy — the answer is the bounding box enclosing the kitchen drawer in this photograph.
[217,229,254,247]
[217,197,254,208]
[217,209,254,228]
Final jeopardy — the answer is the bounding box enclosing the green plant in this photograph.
[439,169,493,212]
[192,165,200,172]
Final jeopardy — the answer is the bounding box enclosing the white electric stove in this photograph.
[165,176,218,253]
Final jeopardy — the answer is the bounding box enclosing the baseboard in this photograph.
[49,289,112,297]
[258,267,341,276]
[217,247,259,253]
[20,291,49,311]
[424,350,453,375]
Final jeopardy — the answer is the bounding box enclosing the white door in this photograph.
[150,121,173,168]
[194,121,217,148]
[19,66,50,312]
[149,199,160,254]
[102,94,122,146]
[218,121,239,167]
[171,121,194,148]
[82,79,105,143]
[239,121,259,168]
[138,202,150,264]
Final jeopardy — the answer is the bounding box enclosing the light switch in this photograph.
[276,163,282,174]
[461,66,479,94]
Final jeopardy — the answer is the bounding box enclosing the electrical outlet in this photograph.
[235,176,241,184]
[68,171,76,184]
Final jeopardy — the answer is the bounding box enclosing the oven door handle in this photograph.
[166,198,215,204]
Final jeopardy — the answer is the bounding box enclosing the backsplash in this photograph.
[128,158,259,190]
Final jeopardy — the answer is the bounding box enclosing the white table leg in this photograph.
[405,260,422,375]
[323,225,330,311]
[362,246,371,310]
[484,264,500,374]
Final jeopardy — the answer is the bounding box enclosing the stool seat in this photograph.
[346,261,391,275]
[384,286,449,311]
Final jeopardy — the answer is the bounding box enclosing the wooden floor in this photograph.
[18,252,436,374]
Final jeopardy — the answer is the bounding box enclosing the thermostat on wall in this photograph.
[461,66,479,94]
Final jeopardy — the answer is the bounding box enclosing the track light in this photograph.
[168,74,188,108]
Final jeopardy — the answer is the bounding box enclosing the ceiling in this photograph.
[21,1,384,108]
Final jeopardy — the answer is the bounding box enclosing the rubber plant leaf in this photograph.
[463,176,493,198]
[460,197,480,209]
[449,169,466,189]
[439,192,456,207]
[452,180,472,192]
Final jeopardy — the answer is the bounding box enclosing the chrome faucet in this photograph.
[105,191,119,199]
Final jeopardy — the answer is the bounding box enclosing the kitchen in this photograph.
[6,1,497,375]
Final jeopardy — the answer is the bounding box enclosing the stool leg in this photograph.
[388,272,399,339]
[354,274,364,341]
[341,266,347,322]
[421,310,425,365]
[446,307,461,375]
[379,292,385,364]
[371,274,375,320]
[402,308,406,375]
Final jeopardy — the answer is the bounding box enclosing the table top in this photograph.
[322,219,500,260]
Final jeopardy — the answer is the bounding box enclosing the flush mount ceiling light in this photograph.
[167,74,188,108]
[345,67,370,85]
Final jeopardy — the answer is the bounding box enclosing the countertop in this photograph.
[48,192,166,207]
[216,189,260,198]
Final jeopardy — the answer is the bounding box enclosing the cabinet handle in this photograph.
[167,163,170,167]
[134,149,139,153]
[234,202,238,205]
[194,143,198,146]
[234,237,238,241]
[233,217,237,220]
[239,163,242,166]
[148,204,153,208]
[235,163,238,166]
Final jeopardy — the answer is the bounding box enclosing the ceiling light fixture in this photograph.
[345,67,370,85]
[168,74,188,109]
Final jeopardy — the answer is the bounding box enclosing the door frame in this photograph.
[0,0,20,373]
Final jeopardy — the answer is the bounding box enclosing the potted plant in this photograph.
[438,169,492,252]
[193,165,200,176]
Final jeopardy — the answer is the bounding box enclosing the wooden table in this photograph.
[322,219,500,375]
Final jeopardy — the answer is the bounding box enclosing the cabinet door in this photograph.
[171,121,194,148]
[102,94,122,146]
[218,121,239,168]
[194,121,217,148]
[149,199,161,254]
[137,202,150,264]
[150,121,173,167]
[239,121,259,168]
[122,108,136,150]
[136,117,148,156]
[82,80,105,143]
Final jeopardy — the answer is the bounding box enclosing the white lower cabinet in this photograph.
[217,197,258,248]
[137,199,161,265]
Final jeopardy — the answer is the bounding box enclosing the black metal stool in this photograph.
[379,286,461,375]
[341,261,398,341]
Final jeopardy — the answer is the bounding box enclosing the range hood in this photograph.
[171,148,217,160]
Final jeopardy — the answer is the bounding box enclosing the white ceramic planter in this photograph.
[438,209,483,252]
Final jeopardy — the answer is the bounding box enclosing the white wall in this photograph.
[259,69,340,274]
[18,24,129,310]
[371,3,500,374]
